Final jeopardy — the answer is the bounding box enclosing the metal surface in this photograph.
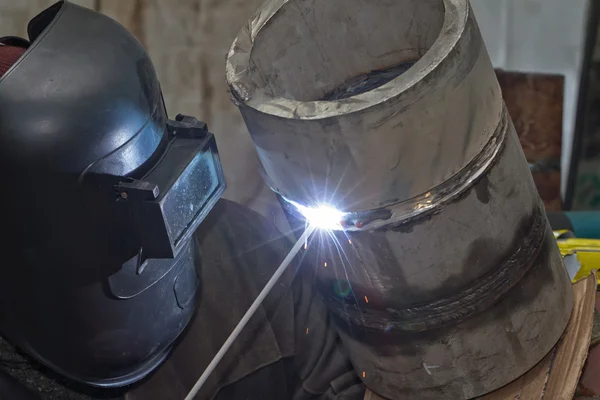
[227,0,502,213]
[315,128,572,398]
[227,0,574,398]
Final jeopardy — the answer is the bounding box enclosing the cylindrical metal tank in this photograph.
[226,0,574,398]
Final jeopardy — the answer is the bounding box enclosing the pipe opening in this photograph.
[249,0,446,102]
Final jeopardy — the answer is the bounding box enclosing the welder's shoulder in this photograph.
[193,198,297,308]
[202,199,276,232]
[195,199,290,258]
[128,199,300,400]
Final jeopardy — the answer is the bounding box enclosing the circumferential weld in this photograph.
[323,203,548,333]
[341,106,510,232]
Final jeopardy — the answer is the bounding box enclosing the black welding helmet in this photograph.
[0,1,225,388]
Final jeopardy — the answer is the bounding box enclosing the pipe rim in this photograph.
[225,0,469,120]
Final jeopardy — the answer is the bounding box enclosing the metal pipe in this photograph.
[226,1,573,398]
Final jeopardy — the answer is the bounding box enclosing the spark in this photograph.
[325,229,365,324]
[362,371,366,378]
[286,200,369,340]
[306,328,309,335]
[304,243,308,250]
[364,296,369,303]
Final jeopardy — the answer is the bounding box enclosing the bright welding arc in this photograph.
[184,224,317,400]
[290,201,346,231]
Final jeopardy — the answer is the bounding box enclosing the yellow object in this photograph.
[555,233,600,284]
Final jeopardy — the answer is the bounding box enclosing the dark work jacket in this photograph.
[0,200,364,400]
[126,200,365,400]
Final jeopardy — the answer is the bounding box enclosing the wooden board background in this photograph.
[0,0,290,231]
[496,70,565,211]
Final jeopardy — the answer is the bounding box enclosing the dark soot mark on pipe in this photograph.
[320,204,548,333]
[321,62,416,101]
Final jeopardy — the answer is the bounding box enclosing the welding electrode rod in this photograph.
[184,224,317,400]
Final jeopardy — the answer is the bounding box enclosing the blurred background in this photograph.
[1,0,599,218]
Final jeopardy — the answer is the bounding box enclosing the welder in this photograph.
[0,2,363,399]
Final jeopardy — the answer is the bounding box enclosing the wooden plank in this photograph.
[481,272,595,400]
[531,170,563,212]
[496,70,565,211]
[542,273,596,399]
[365,273,597,400]
[496,70,564,163]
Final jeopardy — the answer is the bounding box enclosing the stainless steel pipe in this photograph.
[226,0,573,398]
